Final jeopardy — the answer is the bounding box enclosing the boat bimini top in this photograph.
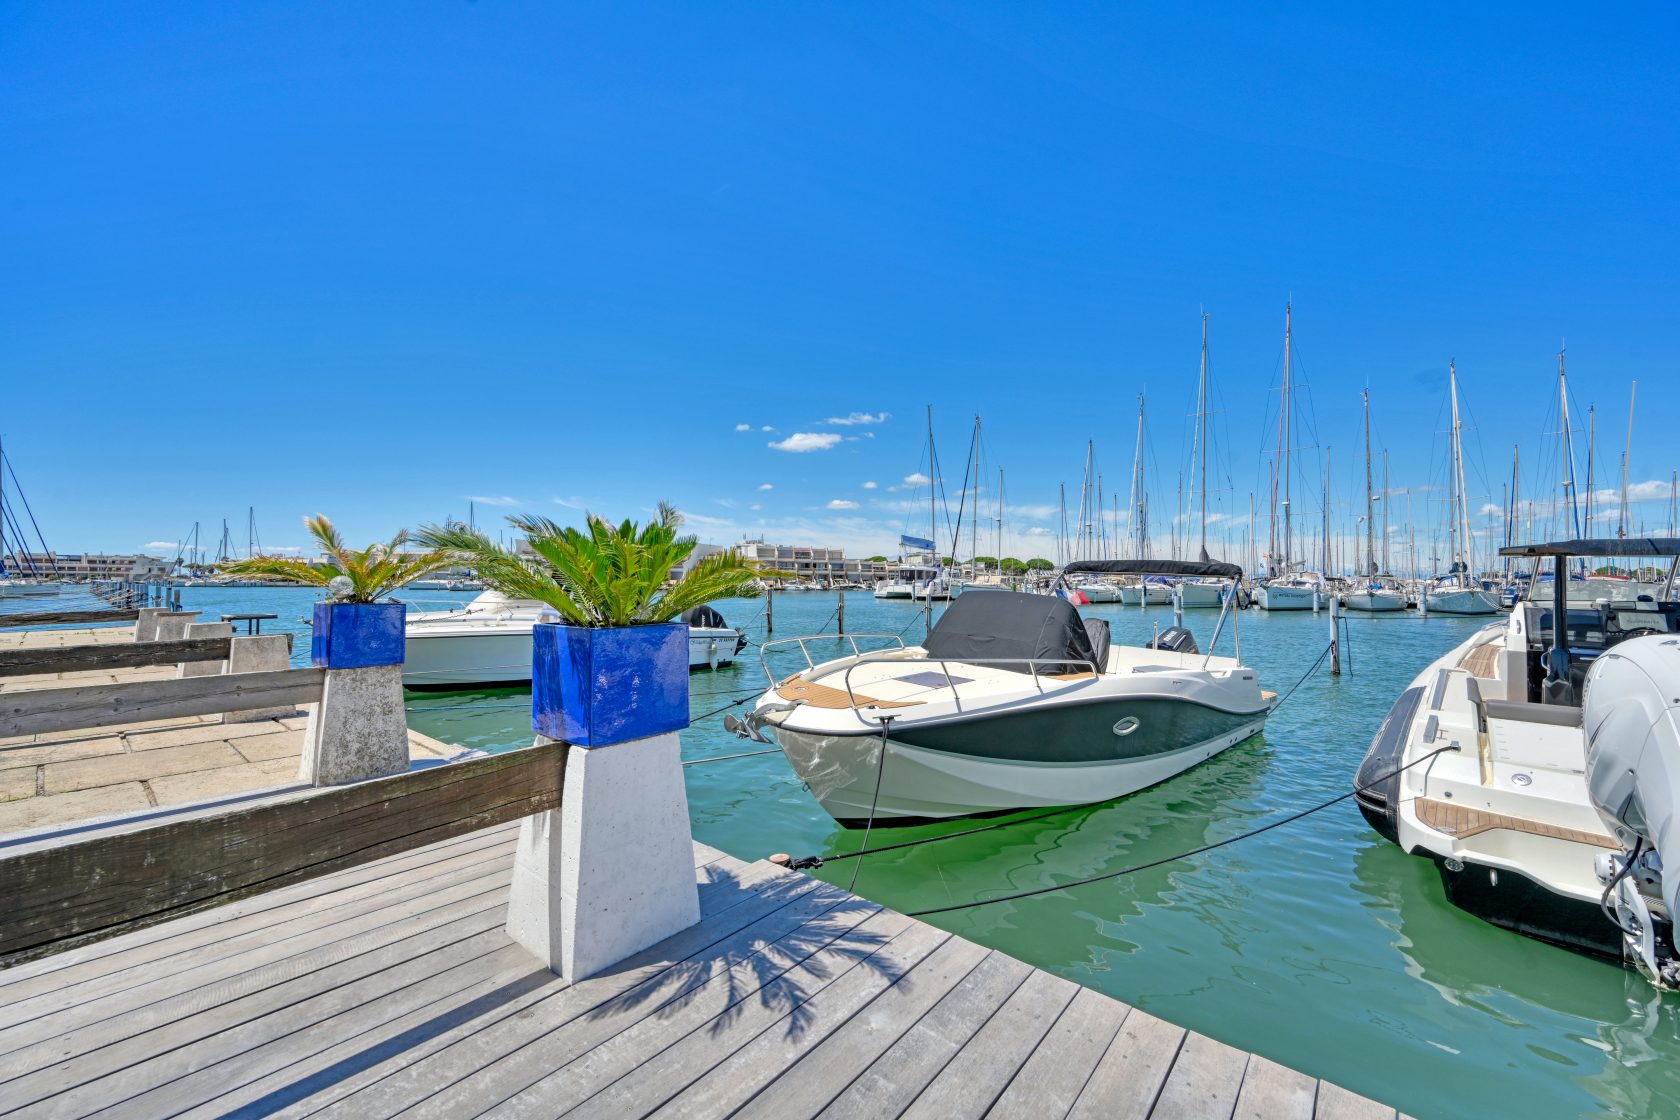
[1060,558,1244,580]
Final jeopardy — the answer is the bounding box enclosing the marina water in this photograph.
[132,585,1680,1117]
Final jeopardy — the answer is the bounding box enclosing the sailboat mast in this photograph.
[1130,394,1149,557]
[926,405,936,566]
[1559,348,1581,539]
[995,468,1004,571]
[1363,389,1375,576]
[1381,450,1390,574]
[1196,312,1210,561]
[1449,361,1472,587]
[1281,303,1294,573]
[1586,404,1597,535]
[1619,381,1636,538]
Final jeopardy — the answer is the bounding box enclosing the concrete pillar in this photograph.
[224,635,296,722]
[154,611,201,643]
[133,608,166,643]
[179,622,233,678]
[299,663,409,784]
[506,730,701,981]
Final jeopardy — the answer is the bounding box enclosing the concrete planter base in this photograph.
[299,663,409,784]
[506,730,701,980]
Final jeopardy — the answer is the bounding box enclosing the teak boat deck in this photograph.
[0,822,1406,1119]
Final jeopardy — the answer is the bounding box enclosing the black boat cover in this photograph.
[1062,558,1242,579]
[681,605,729,629]
[923,590,1097,674]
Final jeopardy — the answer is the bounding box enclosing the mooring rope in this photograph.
[903,744,1459,918]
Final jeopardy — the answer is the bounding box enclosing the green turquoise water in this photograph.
[166,586,1680,1118]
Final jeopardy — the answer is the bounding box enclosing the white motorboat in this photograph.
[733,560,1270,826]
[1356,537,1680,982]
[402,591,747,689]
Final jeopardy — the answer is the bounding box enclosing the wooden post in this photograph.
[765,587,774,634]
[837,589,846,635]
[1329,594,1341,676]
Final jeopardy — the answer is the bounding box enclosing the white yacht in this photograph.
[1255,574,1322,611]
[402,591,747,689]
[1422,578,1501,615]
[1174,580,1225,609]
[1341,579,1408,612]
[872,556,949,601]
[1118,577,1173,606]
[1072,578,1122,603]
[732,560,1271,826]
[1356,537,1680,983]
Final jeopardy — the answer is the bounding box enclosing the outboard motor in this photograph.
[1584,636,1680,987]
[1148,626,1199,655]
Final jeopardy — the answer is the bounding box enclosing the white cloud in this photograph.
[143,540,178,550]
[769,432,843,453]
[826,411,890,426]
[1024,526,1053,537]
[552,496,585,509]
[467,495,521,507]
[734,423,751,432]
[903,472,931,486]
[714,498,738,509]
[757,483,774,491]
[1478,502,1502,516]
[750,503,763,511]
[826,499,861,510]
[862,481,878,490]
[761,425,775,432]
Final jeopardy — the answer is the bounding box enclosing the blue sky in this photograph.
[3,3,1676,567]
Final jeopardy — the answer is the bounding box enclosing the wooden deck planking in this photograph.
[0,824,1403,1120]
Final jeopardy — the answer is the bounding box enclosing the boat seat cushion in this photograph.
[1483,698,1583,728]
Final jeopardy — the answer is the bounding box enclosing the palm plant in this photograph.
[414,503,763,627]
[219,515,456,604]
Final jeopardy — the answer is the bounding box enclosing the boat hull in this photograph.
[1255,584,1317,611]
[1424,588,1501,615]
[403,624,741,688]
[772,697,1266,825]
[1174,582,1224,608]
[1118,585,1172,606]
[1341,590,1407,612]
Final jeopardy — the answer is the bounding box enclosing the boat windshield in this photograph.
[1524,568,1673,604]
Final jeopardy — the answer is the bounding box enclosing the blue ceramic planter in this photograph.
[312,601,406,669]
[532,622,689,748]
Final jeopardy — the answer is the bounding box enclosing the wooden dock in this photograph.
[0,821,1405,1119]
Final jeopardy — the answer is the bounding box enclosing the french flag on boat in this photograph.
[1058,586,1089,606]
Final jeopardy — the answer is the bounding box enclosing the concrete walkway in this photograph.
[0,626,459,834]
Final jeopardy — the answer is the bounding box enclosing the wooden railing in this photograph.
[0,608,141,629]
[0,743,566,966]
[0,667,326,739]
[0,633,292,677]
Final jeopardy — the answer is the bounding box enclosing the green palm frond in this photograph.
[219,515,457,603]
[416,504,764,627]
